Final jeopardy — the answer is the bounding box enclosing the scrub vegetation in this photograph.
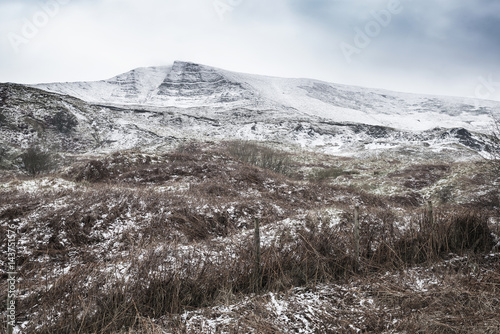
[1,141,499,333]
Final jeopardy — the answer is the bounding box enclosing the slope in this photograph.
[34,61,499,133]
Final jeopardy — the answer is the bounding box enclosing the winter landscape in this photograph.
[1,60,500,333]
[2,0,500,333]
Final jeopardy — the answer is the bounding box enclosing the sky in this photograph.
[1,0,500,101]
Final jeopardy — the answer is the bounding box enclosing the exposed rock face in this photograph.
[34,61,260,109]
[442,128,482,150]
[157,62,252,104]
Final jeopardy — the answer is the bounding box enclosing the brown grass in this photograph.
[1,143,498,333]
[388,163,451,190]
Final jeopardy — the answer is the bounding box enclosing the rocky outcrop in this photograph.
[157,62,253,104]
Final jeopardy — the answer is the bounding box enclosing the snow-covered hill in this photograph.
[1,61,498,163]
[35,61,498,132]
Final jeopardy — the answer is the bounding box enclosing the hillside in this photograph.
[1,61,499,168]
[1,62,500,333]
[35,61,499,132]
[1,142,499,333]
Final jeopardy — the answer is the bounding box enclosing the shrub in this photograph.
[226,140,260,166]
[373,209,494,266]
[446,210,493,253]
[47,110,78,134]
[437,185,454,204]
[311,167,358,182]
[20,146,54,175]
[74,160,110,182]
[226,140,292,175]
[175,141,202,154]
[389,164,450,190]
[389,192,423,207]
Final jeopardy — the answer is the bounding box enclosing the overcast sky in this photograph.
[1,0,499,100]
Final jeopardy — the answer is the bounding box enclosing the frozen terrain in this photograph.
[35,61,498,133]
[1,61,500,333]
[0,61,498,166]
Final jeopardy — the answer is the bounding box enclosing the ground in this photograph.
[1,141,499,333]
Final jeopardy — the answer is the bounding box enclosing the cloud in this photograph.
[0,0,499,100]
[282,0,500,98]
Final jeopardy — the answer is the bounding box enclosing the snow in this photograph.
[177,283,385,333]
[0,61,486,159]
[4,69,500,333]
[33,61,499,134]
[35,66,172,105]
[2,177,78,193]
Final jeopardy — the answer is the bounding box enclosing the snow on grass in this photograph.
[3,177,79,193]
[177,283,382,333]
[2,146,499,333]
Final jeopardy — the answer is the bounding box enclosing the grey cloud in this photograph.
[0,0,499,100]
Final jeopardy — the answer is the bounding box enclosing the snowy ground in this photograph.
[1,144,499,333]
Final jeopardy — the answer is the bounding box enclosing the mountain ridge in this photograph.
[0,61,498,169]
[33,61,498,133]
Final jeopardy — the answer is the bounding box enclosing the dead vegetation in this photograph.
[0,141,499,333]
[388,164,450,190]
[225,140,293,176]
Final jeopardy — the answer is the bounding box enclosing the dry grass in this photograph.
[0,142,499,333]
[388,164,451,190]
[225,140,293,176]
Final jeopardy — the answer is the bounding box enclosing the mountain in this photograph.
[0,61,498,165]
[35,61,497,132]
